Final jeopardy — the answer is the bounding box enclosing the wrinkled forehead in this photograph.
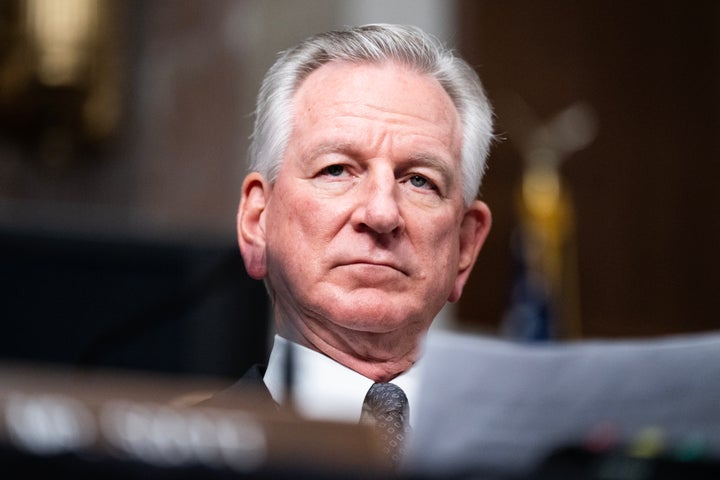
[290,60,462,148]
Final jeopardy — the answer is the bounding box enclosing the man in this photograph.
[235,23,493,433]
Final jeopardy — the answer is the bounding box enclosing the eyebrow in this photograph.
[310,142,356,159]
[404,152,457,190]
[310,142,457,188]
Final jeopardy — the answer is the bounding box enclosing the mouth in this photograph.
[337,260,408,276]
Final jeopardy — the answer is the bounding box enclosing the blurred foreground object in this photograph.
[407,329,720,478]
[0,363,393,479]
[4,329,720,480]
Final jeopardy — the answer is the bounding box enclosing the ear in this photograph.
[237,172,271,280]
[447,200,492,303]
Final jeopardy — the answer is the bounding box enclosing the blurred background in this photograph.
[1,0,718,379]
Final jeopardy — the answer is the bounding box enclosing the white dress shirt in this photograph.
[263,335,422,427]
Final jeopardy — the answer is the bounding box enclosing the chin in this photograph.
[327,302,427,335]
[308,285,441,334]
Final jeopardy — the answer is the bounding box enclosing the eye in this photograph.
[321,164,345,177]
[408,174,435,190]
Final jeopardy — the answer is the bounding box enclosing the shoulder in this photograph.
[239,364,267,383]
[194,364,275,409]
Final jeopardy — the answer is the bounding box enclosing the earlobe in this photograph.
[448,200,492,303]
[237,172,271,280]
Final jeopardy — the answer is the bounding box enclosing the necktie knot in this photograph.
[360,382,409,467]
[362,382,409,418]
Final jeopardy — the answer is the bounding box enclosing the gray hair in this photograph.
[248,23,494,205]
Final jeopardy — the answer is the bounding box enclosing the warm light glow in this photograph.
[522,163,561,219]
[26,0,97,86]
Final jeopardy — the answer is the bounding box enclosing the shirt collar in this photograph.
[264,335,422,425]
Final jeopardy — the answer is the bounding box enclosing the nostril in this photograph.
[364,206,401,235]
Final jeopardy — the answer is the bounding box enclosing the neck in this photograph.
[275,314,424,383]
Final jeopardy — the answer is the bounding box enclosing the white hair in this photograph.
[248,23,494,205]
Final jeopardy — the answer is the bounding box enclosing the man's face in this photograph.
[240,61,490,353]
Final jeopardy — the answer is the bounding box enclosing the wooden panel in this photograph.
[457,0,720,338]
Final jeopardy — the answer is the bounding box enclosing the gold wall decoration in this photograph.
[0,0,123,168]
[499,93,598,340]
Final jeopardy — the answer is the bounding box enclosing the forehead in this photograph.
[289,60,462,155]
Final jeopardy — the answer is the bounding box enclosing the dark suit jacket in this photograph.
[196,364,277,409]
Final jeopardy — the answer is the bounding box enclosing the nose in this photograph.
[351,168,404,236]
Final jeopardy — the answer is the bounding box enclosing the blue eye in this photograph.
[323,165,345,176]
[410,175,430,188]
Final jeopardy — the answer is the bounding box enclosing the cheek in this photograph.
[419,217,462,269]
[266,195,334,261]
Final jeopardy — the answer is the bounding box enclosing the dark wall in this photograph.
[458,1,720,338]
[0,228,270,378]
